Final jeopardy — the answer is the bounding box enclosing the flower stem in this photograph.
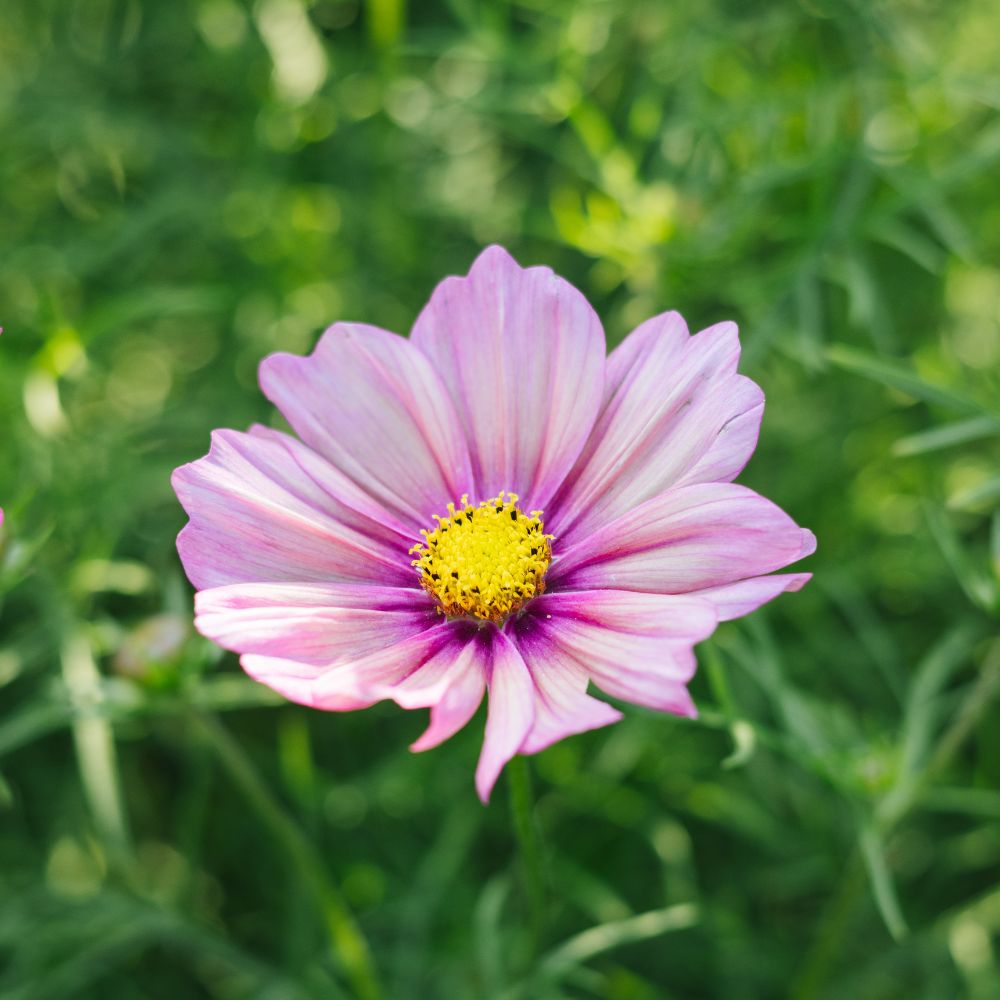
[191,710,382,1000]
[507,755,547,949]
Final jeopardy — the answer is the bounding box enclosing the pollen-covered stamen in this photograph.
[410,492,552,623]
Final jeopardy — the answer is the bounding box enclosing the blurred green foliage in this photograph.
[3,0,1000,997]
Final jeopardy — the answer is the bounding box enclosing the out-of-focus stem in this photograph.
[190,710,382,1000]
[507,755,547,951]
[61,629,132,863]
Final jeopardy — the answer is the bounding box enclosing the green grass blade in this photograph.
[893,415,1000,457]
[826,345,994,416]
[534,904,699,984]
[858,824,908,942]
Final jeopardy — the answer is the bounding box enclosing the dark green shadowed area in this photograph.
[2,0,1000,997]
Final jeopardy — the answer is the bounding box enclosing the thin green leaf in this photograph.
[919,787,1000,819]
[923,502,997,612]
[893,415,1000,457]
[536,904,699,983]
[991,511,1000,579]
[0,701,73,758]
[826,346,993,416]
[879,623,981,826]
[898,624,981,781]
[821,572,904,700]
[859,824,908,942]
[867,218,947,274]
[550,858,633,925]
[702,641,759,769]
[948,474,1000,512]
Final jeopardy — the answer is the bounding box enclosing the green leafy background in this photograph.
[2,1,1000,997]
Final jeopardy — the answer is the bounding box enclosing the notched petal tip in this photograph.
[467,244,567,287]
[469,243,521,272]
[169,431,221,510]
[172,426,259,506]
[412,243,606,511]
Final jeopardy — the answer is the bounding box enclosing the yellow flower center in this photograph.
[410,492,553,623]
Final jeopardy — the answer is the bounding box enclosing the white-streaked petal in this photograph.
[403,639,488,751]
[691,572,813,621]
[508,625,623,755]
[548,314,766,544]
[475,630,535,803]
[194,582,436,665]
[245,621,458,711]
[529,589,718,641]
[260,322,475,530]
[593,666,699,716]
[516,603,705,714]
[676,378,765,488]
[173,427,413,589]
[411,245,605,509]
[552,483,815,594]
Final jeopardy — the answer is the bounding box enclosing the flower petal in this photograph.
[173,427,413,589]
[249,424,415,536]
[410,245,605,509]
[548,313,765,544]
[239,655,326,708]
[552,483,815,595]
[692,572,812,621]
[676,378,764,488]
[506,624,623,755]
[514,593,715,715]
[259,323,475,531]
[244,621,459,711]
[475,630,535,803]
[593,662,699,717]
[401,639,488,752]
[528,589,718,642]
[194,582,437,665]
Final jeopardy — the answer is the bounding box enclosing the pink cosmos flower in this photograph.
[173,247,814,801]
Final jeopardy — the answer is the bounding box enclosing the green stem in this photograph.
[61,628,132,866]
[507,755,547,950]
[190,710,382,1000]
[790,856,865,1000]
[927,637,1000,779]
